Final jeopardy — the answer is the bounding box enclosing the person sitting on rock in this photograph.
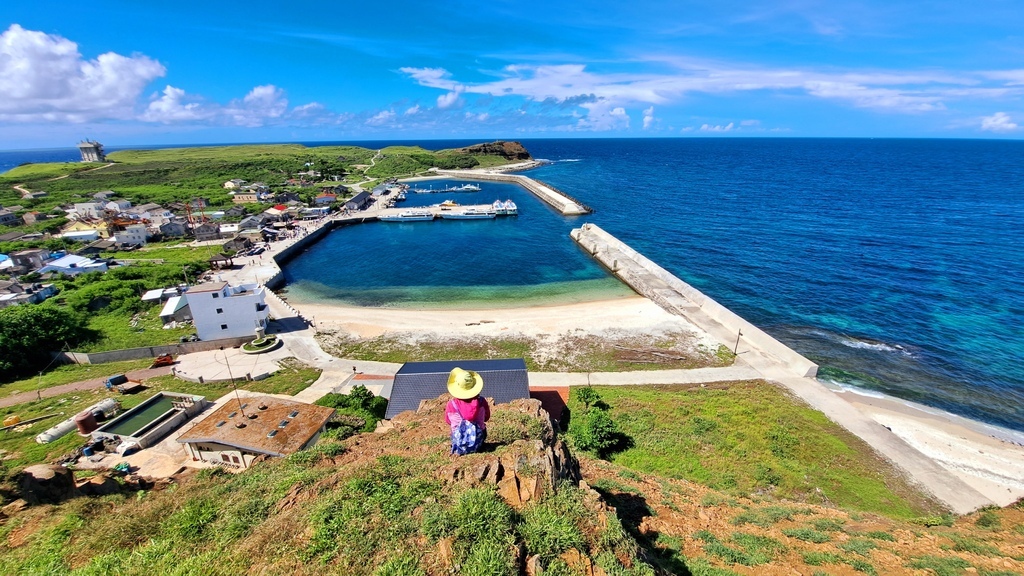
[445,367,491,455]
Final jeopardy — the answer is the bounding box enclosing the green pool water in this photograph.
[101,395,177,437]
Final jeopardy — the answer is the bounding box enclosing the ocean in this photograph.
[4,138,1023,432]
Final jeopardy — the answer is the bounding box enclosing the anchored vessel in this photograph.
[378,210,435,222]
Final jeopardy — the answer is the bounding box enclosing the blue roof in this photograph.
[385,358,529,419]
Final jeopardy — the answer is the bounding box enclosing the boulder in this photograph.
[77,474,121,497]
[19,464,78,504]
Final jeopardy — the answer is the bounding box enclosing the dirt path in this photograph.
[0,365,172,409]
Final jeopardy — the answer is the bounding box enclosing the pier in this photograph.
[433,167,591,216]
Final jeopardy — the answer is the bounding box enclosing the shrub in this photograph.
[569,408,621,456]
[908,555,972,576]
[838,538,878,557]
[782,527,831,543]
[802,551,843,566]
[519,496,586,560]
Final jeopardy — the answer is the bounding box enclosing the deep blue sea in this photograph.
[4,139,1023,432]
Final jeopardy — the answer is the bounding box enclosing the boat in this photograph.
[440,208,497,220]
[435,199,460,210]
[458,183,482,191]
[492,199,518,215]
[378,210,435,222]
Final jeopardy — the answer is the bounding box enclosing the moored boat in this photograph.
[440,208,497,220]
[492,199,518,215]
[378,210,435,222]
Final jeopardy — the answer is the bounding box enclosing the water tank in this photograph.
[35,419,77,444]
[75,411,99,435]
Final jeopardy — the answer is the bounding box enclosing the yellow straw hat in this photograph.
[447,367,484,400]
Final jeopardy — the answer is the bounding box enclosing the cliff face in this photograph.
[456,141,532,160]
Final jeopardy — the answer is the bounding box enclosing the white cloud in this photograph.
[405,104,421,115]
[642,106,655,129]
[141,86,208,122]
[366,110,395,126]
[700,122,734,132]
[464,112,489,121]
[577,101,630,131]
[740,119,761,126]
[0,24,165,122]
[437,91,462,109]
[980,112,1019,132]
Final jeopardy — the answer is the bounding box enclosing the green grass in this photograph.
[77,310,195,352]
[945,533,1002,556]
[838,538,878,557]
[571,383,941,518]
[0,358,154,393]
[782,527,832,543]
[907,555,973,576]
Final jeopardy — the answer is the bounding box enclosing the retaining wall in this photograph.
[59,336,253,365]
[571,223,818,378]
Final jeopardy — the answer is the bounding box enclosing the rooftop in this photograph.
[186,281,228,294]
[177,396,335,457]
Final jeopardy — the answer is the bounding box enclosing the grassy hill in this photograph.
[1,384,1021,575]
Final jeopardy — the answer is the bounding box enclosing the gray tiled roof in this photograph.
[384,358,529,419]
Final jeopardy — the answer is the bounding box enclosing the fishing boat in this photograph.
[458,183,482,191]
[378,210,434,222]
[440,208,497,220]
[435,199,460,210]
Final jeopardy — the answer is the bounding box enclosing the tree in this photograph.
[0,304,93,380]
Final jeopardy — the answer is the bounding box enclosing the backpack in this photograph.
[451,419,484,455]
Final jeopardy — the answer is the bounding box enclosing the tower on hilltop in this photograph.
[77,140,105,163]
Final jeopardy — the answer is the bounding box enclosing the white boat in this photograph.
[492,199,518,215]
[458,183,482,191]
[378,210,435,222]
[440,208,497,220]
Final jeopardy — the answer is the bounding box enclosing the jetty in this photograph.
[433,167,591,216]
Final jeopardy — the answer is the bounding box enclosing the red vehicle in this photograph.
[150,354,174,368]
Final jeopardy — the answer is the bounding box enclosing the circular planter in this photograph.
[241,335,282,354]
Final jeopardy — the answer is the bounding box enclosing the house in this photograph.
[223,179,247,189]
[238,215,266,231]
[159,296,192,324]
[344,191,373,211]
[38,254,108,276]
[63,219,111,239]
[261,205,291,222]
[93,190,116,200]
[73,202,106,219]
[222,236,252,253]
[21,190,48,200]
[177,396,335,469]
[184,281,269,340]
[114,223,148,246]
[159,221,188,238]
[313,193,337,205]
[0,210,19,227]
[225,205,247,217]
[231,192,259,204]
[274,192,301,204]
[9,249,51,271]
[126,203,169,219]
[384,358,530,420]
[77,239,116,256]
[189,198,212,210]
[63,230,102,243]
[0,231,27,242]
[21,212,49,225]
[301,206,330,219]
[247,182,270,193]
[0,281,58,309]
[193,222,222,242]
[105,199,132,212]
[219,223,240,236]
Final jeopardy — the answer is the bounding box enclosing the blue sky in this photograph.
[1,0,1022,147]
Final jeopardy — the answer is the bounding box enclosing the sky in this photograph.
[1,0,1023,148]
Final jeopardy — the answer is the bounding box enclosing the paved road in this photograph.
[0,365,172,409]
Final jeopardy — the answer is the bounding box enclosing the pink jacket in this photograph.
[445,397,490,431]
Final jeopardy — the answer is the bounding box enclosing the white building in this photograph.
[73,202,106,219]
[38,254,108,276]
[185,281,269,341]
[105,199,132,212]
[114,223,148,246]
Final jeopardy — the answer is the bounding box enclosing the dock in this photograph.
[433,168,591,215]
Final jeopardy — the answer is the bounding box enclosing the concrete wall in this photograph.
[59,336,253,365]
[571,223,818,378]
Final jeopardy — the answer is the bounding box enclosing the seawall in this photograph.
[57,335,253,364]
[571,223,818,378]
[434,168,591,215]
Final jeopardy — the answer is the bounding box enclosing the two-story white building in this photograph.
[114,223,148,246]
[185,281,269,341]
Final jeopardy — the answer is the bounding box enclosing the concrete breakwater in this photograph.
[434,168,591,216]
[571,223,819,379]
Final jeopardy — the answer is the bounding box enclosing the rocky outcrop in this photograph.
[456,141,532,160]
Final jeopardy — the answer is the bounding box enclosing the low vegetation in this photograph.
[317,330,734,372]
